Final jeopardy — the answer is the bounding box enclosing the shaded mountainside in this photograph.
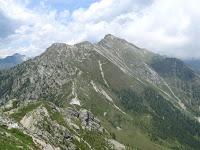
[150,57,200,116]
[0,53,28,70]
[184,59,200,72]
[0,34,200,149]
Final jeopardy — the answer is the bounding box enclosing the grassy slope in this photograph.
[0,125,37,150]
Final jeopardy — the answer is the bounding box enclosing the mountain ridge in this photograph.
[1,34,200,150]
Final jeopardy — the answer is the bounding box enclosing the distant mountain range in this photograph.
[0,53,28,70]
[1,35,200,149]
[184,59,200,72]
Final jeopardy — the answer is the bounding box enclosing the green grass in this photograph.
[99,112,169,150]
[0,125,38,150]
[80,130,112,150]
[11,101,42,122]
[42,101,66,126]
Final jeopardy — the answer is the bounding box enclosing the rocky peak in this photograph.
[75,41,92,46]
[50,43,68,48]
[100,34,125,44]
[104,34,118,40]
[98,34,141,53]
[45,43,70,54]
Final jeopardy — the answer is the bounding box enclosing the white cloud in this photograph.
[0,0,200,59]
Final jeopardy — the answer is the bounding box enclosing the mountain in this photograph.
[1,34,200,150]
[184,59,200,72]
[0,53,28,70]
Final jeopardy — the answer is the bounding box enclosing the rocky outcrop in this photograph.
[65,107,103,132]
[108,139,126,150]
[79,109,102,131]
[20,105,76,150]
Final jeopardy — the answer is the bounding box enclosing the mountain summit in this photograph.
[0,34,200,150]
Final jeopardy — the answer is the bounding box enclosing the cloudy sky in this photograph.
[0,0,199,59]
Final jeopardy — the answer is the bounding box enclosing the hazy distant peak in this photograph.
[0,53,28,70]
[13,53,23,57]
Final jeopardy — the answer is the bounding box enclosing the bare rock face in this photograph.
[79,109,101,131]
[65,107,103,132]
[108,139,126,150]
[66,107,80,118]
[20,106,49,133]
[20,105,76,150]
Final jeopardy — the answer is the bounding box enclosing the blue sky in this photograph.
[0,0,200,59]
[27,0,98,11]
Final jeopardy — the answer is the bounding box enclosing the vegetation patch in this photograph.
[0,125,38,150]
[11,101,42,121]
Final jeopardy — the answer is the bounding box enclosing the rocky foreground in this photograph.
[0,99,126,150]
